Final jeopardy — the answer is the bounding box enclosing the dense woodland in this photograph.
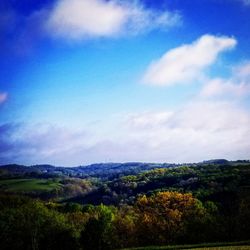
[0,160,250,249]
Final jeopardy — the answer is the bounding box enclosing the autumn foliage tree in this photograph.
[135,191,206,245]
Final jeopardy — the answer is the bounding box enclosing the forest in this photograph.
[0,160,250,249]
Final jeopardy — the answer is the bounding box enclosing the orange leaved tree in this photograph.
[135,191,206,245]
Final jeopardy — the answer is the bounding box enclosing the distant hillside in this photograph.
[1,159,249,203]
[0,162,176,179]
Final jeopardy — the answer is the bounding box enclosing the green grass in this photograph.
[0,178,62,192]
[193,247,250,250]
[121,241,250,250]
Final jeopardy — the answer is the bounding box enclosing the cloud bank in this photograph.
[1,98,249,166]
[123,101,250,163]
[46,0,181,40]
[0,123,90,166]
[142,34,236,86]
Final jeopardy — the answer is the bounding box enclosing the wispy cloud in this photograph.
[201,61,250,98]
[142,34,237,86]
[45,0,181,40]
[240,0,250,6]
[0,5,48,56]
[234,61,250,79]
[0,92,8,104]
[126,111,173,130]
[201,78,250,98]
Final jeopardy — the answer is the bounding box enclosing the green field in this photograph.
[122,241,250,250]
[123,246,250,250]
[193,247,250,250]
[0,178,62,192]
[139,247,250,250]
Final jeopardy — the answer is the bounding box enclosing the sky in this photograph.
[0,0,250,166]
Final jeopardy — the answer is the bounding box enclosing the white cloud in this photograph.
[201,78,250,97]
[0,92,8,104]
[123,100,250,162]
[126,111,173,130]
[125,58,250,162]
[1,97,250,165]
[0,123,92,166]
[201,61,250,98]
[142,34,237,86]
[46,0,181,40]
[235,61,250,79]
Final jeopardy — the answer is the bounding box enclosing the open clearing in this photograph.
[122,241,250,250]
[0,178,62,192]
[124,246,250,250]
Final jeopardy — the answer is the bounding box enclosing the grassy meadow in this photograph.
[0,178,62,192]
[122,241,250,250]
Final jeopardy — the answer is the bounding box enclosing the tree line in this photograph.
[0,189,249,250]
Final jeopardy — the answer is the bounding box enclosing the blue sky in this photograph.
[0,0,250,166]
